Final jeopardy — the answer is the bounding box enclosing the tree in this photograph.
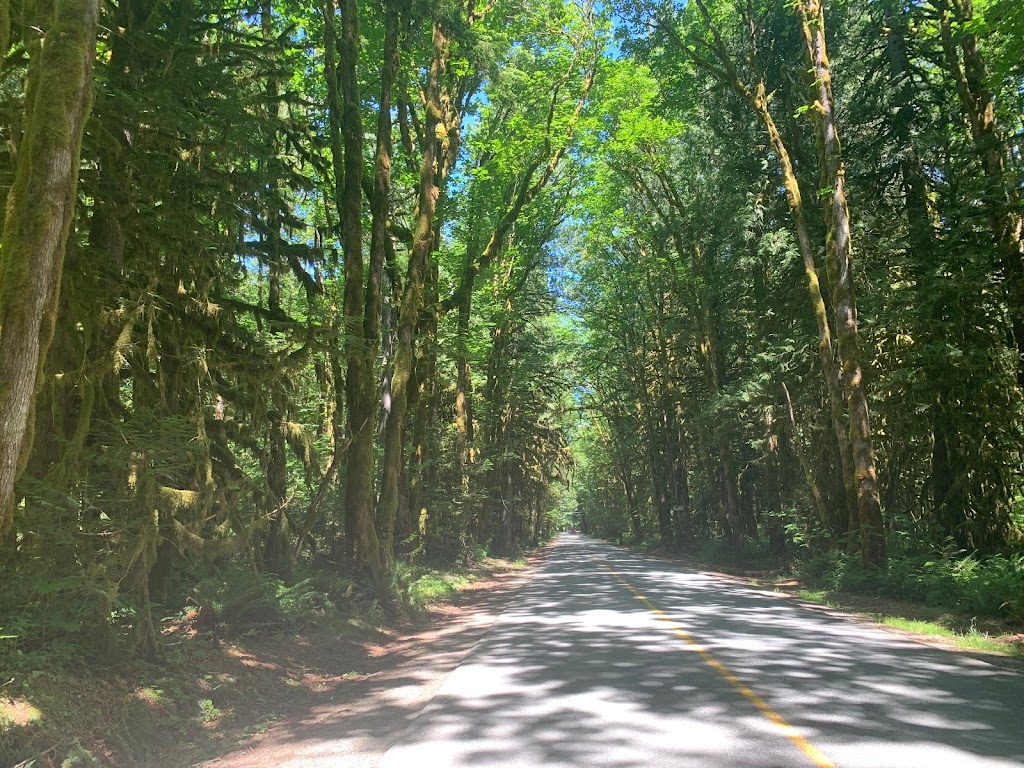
[0,0,99,531]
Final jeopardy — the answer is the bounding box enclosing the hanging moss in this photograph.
[283,420,317,485]
[156,485,202,513]
[173,518,250,559]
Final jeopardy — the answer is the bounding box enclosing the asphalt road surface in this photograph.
[380,534,1024,768]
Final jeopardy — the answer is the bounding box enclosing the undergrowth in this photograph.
[796,550,1024,623]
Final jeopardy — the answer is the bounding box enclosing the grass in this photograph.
[876,617,1019,656]
[793,588,1023,659]
[404,554,532,607]
[407,572,472,606]
[795,589,829,603]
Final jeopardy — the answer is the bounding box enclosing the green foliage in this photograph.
[798,550,1024,622]
[0,567,113,663]
[570,0,1024,597]
[406,570,471,606]
[0,0,593,664]
[197,698,222,724]
[191,566,336,629]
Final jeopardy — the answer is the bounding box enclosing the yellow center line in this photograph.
[602,562,836,768]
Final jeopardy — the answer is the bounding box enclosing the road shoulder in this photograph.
[612,542,1024,674]
[186,551,545,768]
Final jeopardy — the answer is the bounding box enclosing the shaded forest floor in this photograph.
[644,546,1024,670]
[0,555,538,768]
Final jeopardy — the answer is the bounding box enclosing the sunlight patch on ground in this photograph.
[133,686,167,710]
[0,698,43,728]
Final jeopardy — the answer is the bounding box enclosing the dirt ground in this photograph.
[0,553,542,768]
[181,555,541,768]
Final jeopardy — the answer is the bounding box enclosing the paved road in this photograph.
[380,535,1024,768]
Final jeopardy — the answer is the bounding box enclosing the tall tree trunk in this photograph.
[327,0,382,575]
[799,0,886,568]
[671,446,691,545]
[647,420,674,548]
[653,282,688,546]
[377,20,448,562]
[0,0,8,62]
[754,85,859,543]
[263,385,289,574]
[621,469,642,537]
[259,0,293,574]
[881,4,968,543]
[0,0,99,531]
[406,276,438,544]
[782,382,833,543]
[692,243,741,550]
[264,395,291,572]
[454,300,474,487]
[365,1,401,563]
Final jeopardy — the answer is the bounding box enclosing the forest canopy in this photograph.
[0,0,1023,662]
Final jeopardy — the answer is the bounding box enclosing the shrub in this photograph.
[190,566,336,630]
[797,547,1024,622]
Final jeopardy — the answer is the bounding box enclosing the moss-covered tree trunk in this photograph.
[324,0,382,575]
[364,1,401,563]
[671,445,691,544]
[405,283,438,545]
[799,0,886,568]
[0,0,8,64]
[750,86,858,544]
[653,285,686,543]
[377,19,448,564]
[0,0,99,531]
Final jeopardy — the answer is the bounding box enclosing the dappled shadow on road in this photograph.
[603,541,1024,767]
[381,536,1024,768]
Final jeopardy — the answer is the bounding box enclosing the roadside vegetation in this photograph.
[797,550,1024,622]
[570,0,1024,656]
[622,536,1024,658]
[2,0,582,763]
